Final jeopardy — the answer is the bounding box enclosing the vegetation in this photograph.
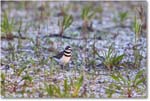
[45,75,84,98]
[106,70,146,98]
[1,12,15,39]
[133,16,141,43]
[0,62,34,97]
[113,11,128,26]
[96,44,125,71]
[58,14,73,35]
[132,16,143,68]
[119,11,128,26]
[81,6,96,32]
[1,1,147,98]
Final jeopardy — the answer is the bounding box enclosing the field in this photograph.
[0,1,147,98]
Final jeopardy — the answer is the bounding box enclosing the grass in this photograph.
[1,12,14,34]
[132,16,143,68]
[96,44,125,71]
[1,1,147,98]
[133,16,141,43]
[81,6,96,32]
[1,12,15,39]
[0,60,34,97]
[119,11,128,26]
[113,11,128,26]
[81,6,95,21]
[58,14,73,36]
[0,73,6,96]
[106,70,146,98]
[45,75,84,98]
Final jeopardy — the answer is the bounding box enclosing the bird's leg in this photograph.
[61,64,64,70]
[66,63,70,71]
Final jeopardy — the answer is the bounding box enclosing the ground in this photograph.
[0,1,147,98]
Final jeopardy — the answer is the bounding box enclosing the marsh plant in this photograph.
[133,16,141,43]
[96,45,124,71]
[132,16,143,68]
[81,6,96,32]
[0,61,33,97]
[0,1,147,98]
[58,14,73,36]
[106,70,146,98]
[1,12,15,40]
[45,75,84,98]
[113,11,128,26]
[119,11,128,26]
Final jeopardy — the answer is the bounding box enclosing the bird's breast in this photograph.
[60,55,71,64]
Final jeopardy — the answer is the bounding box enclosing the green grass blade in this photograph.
[64,79,68,94]
[135,78,146,86]
[46,84,53,96]
[133,70,144,84]
[111,74,120,82]
[21,75,33,82]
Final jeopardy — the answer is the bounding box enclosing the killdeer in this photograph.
[53,46,72,68]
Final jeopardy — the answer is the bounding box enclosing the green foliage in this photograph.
[131,16,142,68]
[0,73,6,96]
[95,6,103,14]
[62,15,73,30]
[119,11,128,24]
[17,66,27,76]
[1,73,6,81]
[45,84,53,96]
[1,73,6,86]
[81,6,96,21]
[45,75,84,98]
[96,44,124,70]
[58,14,73,35]
[1,12,15,34]
[106,70,146,98]
[106,83,120,97]
[21,75,33,82]
[133,70,145,87]
[72,75,84,97]
[133,49,142,68]
[133,16,141,42]
[113,11,128,26]
[81,6,98,32]
[64,79,69,94]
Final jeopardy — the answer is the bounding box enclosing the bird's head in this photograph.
[65,46,71,50]
[65,46,72,53]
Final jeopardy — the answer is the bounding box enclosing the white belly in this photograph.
[60,55,71,64]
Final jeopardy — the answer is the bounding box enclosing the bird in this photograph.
[53,46,72,69]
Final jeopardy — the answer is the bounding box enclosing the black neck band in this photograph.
[64,50,71,54]
[64,54,71,57]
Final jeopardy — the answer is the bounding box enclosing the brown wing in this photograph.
[53,51,64,59]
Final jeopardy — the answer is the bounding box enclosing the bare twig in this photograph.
[42,34,102,40]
